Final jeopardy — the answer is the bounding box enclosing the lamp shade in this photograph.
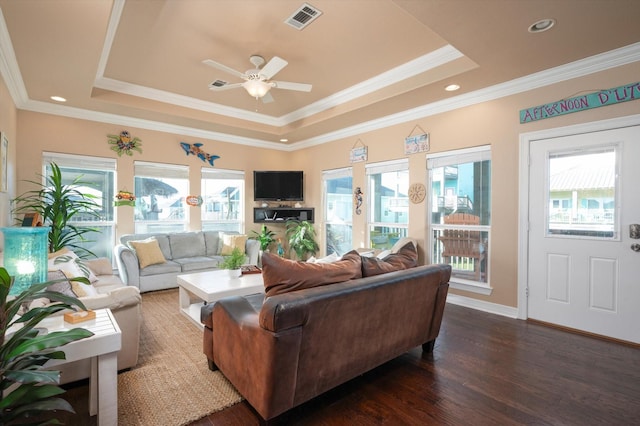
[243,80,272,98]
[1,227,50,295]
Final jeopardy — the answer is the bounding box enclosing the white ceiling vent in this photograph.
[285,3,322,30]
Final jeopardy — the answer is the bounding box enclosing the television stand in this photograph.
[254,207,314,223]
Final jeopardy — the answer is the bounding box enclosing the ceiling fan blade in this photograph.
[272,81,312,92]
[208,82,244,91]
[202,59,246,79]
[261,92,275,103]
[260,56,288,79]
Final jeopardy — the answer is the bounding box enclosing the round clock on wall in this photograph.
[408,183,426,204]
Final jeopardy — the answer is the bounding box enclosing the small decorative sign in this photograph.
[114,190,136,207]
[350,138,368,163]
[107,130,143,156]
[180,142,220,166]
[520,81,640,123]
[404,124,429,155]
[185,195,203,206]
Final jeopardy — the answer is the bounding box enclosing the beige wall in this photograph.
[0,72,17,234]
[9,61,640,308]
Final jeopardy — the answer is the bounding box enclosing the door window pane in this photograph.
[547,148,616,238]
[323,169,352,255]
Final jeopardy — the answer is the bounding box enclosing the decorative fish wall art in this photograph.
[180,142,220,166]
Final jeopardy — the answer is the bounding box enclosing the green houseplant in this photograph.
[285,220,319,261]
[250,225,276,252]
[12,162,101,258]
[219,247,246,278]
[0,267,94,424]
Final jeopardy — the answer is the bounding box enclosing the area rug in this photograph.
[117,289,243,425]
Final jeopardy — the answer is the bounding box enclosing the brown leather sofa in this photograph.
[201,263,451,422]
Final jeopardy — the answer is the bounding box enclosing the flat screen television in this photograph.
[253,170,304,201]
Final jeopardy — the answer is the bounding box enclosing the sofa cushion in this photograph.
[173,256,219,272]
[262,250,362,297]
[122,233,172,260]
[203,231,221,256]
[138,260,182,276]
[361,241,418,277]
[46,270,76,298]
[128,237,167,268]
[169,232,206,259]
[221,233,247,255]
[70,281,100,297]
[48,249,98,283]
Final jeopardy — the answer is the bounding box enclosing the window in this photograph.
[428,146,491,289]
[134,161,189,233]
[547,147,616,239]
[323,168,353,255]
[201,168,244,233]
[43,152,116,261]
[366,159,409,250]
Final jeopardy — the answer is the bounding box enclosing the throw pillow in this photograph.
[46,270,77,298]
[262,250,362,297]
[128,237,167,269]
[48,250,98,283]
[70,281,99,297]
[361,241,418,277]
[220,234,247,256]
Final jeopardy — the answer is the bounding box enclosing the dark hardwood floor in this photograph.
[62,303,640,425]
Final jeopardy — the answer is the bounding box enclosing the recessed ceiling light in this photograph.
[445,84,460,92]
[528,18,556,33]
[50,96,66,102]
[280,138,288,142]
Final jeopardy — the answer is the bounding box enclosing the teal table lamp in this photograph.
[1,227,50,296]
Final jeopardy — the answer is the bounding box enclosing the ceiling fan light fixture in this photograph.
[243,80,272,98]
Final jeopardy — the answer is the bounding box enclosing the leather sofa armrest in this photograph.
[114,244,140,287]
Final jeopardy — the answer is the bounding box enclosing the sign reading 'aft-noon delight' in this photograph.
[520,81,640,123]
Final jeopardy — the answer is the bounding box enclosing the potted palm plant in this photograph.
[250,225,276,252]
[11,162,101,258]
[219,247,246,278]
[0,267,94,424]
[285,220,319,261]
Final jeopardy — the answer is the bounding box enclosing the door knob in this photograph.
[632,243,640,252]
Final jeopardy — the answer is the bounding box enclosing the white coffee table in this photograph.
[177,269,265,328]
[42,308,121,426]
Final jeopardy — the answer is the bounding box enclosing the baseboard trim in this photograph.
[446,293,518,318]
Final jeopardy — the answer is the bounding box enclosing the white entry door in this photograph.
[528,125,640,344]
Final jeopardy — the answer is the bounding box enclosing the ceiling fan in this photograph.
[203,55,312,103]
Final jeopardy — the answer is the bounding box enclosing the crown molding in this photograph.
[289,41,640,150]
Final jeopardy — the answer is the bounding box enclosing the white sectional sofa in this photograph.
[114,231,260,293]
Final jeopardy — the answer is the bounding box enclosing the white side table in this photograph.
[43,308,121,426]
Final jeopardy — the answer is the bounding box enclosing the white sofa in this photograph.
[115,231,260,293]
[46,257,142,384]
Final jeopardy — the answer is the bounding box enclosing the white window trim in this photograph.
[427,145,492,295]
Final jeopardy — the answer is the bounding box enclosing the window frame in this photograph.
[322,167,353,256]
[42,152,117,262]
[427,145,492,294]
[365,159,409,250]
[200,167,245,233]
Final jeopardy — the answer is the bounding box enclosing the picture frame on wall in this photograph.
[0,132,7,193]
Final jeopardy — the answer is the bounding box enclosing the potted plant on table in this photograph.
[220,247,246,278]
[11,162,102,258]
[285,220,319,261]
[0,267,94,424]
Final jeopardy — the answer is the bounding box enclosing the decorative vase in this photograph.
[1,227,50,295]
[228,268,241,279]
